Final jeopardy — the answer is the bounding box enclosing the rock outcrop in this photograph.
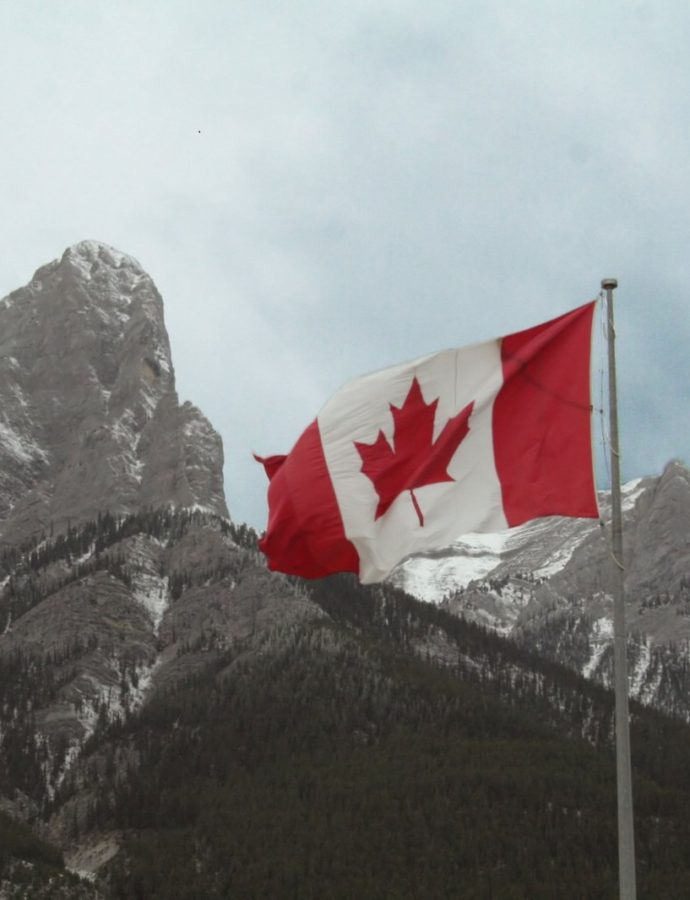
[0,240,226,547]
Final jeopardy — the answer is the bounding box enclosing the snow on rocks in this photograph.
[621,478,645,512]
[125,535,171,633]
[0,419,48,465]
[63,240,145,278]
[132,572,170,635]
[629,636,650,697]
[582,615,613,679]
[397,476,649,612]
[110,409,145,482]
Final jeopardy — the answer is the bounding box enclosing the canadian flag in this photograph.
[256,301,598,583]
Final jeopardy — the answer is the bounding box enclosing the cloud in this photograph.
[1,0,689,527]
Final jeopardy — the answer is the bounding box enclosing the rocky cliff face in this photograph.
[0,243,323,852]
[395,461,690,719]
[0,240,226,547]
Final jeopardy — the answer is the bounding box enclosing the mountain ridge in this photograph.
[395,459,690,718]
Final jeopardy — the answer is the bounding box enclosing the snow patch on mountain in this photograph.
[126,536,171,632]
[130,654,165,705]
[140,389,157,418]
[582,616,613,678]
[395,529,528,603]
[629,638,651,698]
[110,410,145,481]
[398,553,500,604]
[9,381,29,409]
[186,503,219,516]
[622,478,645,511]
[532,543,578,579]
[132,572,170,634]
[0,420,48,464]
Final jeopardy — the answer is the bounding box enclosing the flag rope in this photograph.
[598,290,613,494]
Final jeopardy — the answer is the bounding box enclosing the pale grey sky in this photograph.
[1,1,688,528]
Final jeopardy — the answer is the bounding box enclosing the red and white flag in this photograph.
[256,301,598,583]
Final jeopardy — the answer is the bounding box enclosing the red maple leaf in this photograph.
[354,377,474,526]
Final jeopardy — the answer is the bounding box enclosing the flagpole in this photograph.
[602,277,636,900]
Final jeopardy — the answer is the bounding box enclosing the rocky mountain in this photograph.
[394,461,690,719]
[0,240,226,548]
[0,242,323,891]
[1,242,690,896]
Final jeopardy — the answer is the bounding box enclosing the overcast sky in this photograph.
[2,1,688,529]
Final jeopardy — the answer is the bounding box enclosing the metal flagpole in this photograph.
[602,277,637,900]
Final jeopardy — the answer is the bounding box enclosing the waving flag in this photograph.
[256,301,598,583]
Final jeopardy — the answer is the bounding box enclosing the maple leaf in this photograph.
[355,377,474,526]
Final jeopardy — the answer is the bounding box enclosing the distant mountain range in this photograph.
[393,461,690,720]
[1,242,689,897]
